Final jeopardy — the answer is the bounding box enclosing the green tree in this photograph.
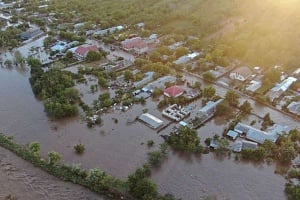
[225,90,240,106]
[147,151,163,167]
[74,143,85,154]
[240,100,252,114]
[86,51,102,62]
[48,151,61,165]
[29,141,40,157]
[202,86,216,99]
[175,46,189,58]
[124,70,134,81]
[202,71,216,81]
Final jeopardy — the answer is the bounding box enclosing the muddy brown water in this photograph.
[0,146,101,200]
[0,65,298,199]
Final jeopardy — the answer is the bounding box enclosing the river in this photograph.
[0,42,298,199]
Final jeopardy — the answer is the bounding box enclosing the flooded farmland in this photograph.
[0,41,299,199]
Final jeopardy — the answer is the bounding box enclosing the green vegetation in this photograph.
[74,143,85,154]
[147,143,168,167]
[28,58,79,118]
[167,126,203,153]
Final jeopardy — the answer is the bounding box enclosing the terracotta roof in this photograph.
[121,37,148,49]
[164,85,184,97]
[231,66,252,78]
[75,45,98,56]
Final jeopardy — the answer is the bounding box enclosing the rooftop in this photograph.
[287,101,300,115]
[271,77,297,92]
[164,85,185,97]
[139,113,164,129]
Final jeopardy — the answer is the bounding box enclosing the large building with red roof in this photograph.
[121,37,148,55]
[74,45,98,60]
[164,85,185,98]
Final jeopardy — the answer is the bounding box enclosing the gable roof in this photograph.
[164,85,184,97]
[75,45,98,56]
[231,66,252,78]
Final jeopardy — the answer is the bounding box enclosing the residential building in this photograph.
[234,123,286,144]
[121,37,148,55]
[267,77,297,101]
[93,25,124,36]
[173,52,200,65]
[74,44,98,60]
[229,66,252,81]
[51,41,79,53]
[164,85,184,98]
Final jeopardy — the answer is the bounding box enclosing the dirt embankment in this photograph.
[0,146,102,200]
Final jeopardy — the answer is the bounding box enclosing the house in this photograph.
[164,85,184,98]
[50,41,79,53]
[74,45,98,60]
[287,101,300,115]
[121,37,148,55]
[229,66,252,81]
[234,122,286,144]
[21,28,42,40]
[173,52,200,65]
[267,77,297,101]
[94,25,124,36]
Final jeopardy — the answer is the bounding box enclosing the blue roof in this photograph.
[227,130,238,140]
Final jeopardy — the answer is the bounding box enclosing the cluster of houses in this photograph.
[227,123,291,152]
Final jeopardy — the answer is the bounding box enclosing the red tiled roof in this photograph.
[75,45,98,56]
[164,85,184,97]
[121,37,148,49]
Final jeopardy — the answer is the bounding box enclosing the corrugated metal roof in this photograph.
[139,113,164,129]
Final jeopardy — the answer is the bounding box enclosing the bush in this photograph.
[74,143,85,154]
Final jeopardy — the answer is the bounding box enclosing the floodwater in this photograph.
[0,146,101,200]
[0,41,298,199]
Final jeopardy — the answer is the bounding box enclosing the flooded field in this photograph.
[0,40,298,199]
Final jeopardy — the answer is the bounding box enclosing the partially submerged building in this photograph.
[234,122,286,144]
[162,104,190,121]
[139,113,164,129]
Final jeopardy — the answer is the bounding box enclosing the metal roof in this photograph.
[139,113,164,129]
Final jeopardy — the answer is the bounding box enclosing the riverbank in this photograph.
[0,145,101,200]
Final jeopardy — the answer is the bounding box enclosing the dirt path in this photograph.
[0,147,102,200]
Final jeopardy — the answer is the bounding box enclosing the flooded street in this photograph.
[0,41,298,199]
